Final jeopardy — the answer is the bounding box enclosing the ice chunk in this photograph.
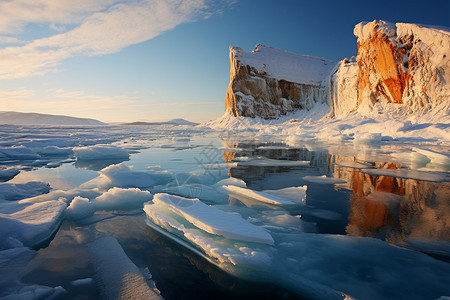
[73,145,129,161]
[0,181,51,201]
[200,162,238,169]
[88,236,163,300]
[0,200,66,249]
[360,168,449,182]
[335,161,372,169]
[144,203,272,267]
[353,132,383,143]
[151,193,274,245]
[0,167,20,182]
[100,164,156,188]
[302,175,347,184]
[223,185,298,205]
[65,196,95,220]
[37,146,74,156]
[0,146,40,161]
[93,187,152,210]
[413,147,450,167]
[238,158,310,167]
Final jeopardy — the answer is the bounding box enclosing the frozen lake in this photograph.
[1,124,449,299]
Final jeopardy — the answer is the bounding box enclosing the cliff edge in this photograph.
[225,20,450,119]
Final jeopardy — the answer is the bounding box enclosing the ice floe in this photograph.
[0,181,51,201]
[73,145,129,161]
[238,158,310,167]
[93,187,152,210]
[0,200,66,249]
[149,193,274,245]
[88,236,163,300]
[222,185,299,205]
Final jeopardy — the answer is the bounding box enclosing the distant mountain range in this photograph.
[0,111,106,125]
[123,118,199,126]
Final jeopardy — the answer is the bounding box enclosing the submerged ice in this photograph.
[0,119,449,299]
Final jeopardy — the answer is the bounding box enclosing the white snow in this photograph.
[93,187,152,210]
[232,44,336,85]
[73,145,129,161]
[335,161,372,169]
[149,193,274,245]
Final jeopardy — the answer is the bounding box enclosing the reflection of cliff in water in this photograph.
[223,142,450,246]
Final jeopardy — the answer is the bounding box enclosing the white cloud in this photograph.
[0,89,35,99]
[0,0,228,79]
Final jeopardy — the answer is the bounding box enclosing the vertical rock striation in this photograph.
[225,21,449,119]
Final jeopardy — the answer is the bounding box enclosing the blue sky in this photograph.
[1,0,449,123]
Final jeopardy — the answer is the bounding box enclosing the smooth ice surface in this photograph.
[222,185,297,205]
[360,168,449,182]
[150,193,274,245]
[88,236,163,300]
[0,200,66,249]
[0,146,40,161]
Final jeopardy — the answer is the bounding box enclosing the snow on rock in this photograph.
[0,200,66,249]
[0,111,105,126]
[93,187,152,210]
[149,193,274,245]
[73,145,129,161]
[0,181,51,201]
[88,236,163,300]
[225,44,336,118]
[222,20,450,122]
[353,20,450,115]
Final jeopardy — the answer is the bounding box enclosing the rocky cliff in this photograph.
[225,20,450,119]
[225,44,335,118]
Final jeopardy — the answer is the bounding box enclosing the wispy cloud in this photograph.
[0,88,35,99]
[0,0,230,79]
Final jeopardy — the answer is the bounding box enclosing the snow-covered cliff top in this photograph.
[231,44,336,85]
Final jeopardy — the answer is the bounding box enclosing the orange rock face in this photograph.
[356,22,411,105]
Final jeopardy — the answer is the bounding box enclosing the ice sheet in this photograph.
[0,200,66,249]
[88,236,163,300]
[0,181,51,201]
[73,145,129,160]
[93,187,152,210]
[151,193,274,245]
[223,185,298,205]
